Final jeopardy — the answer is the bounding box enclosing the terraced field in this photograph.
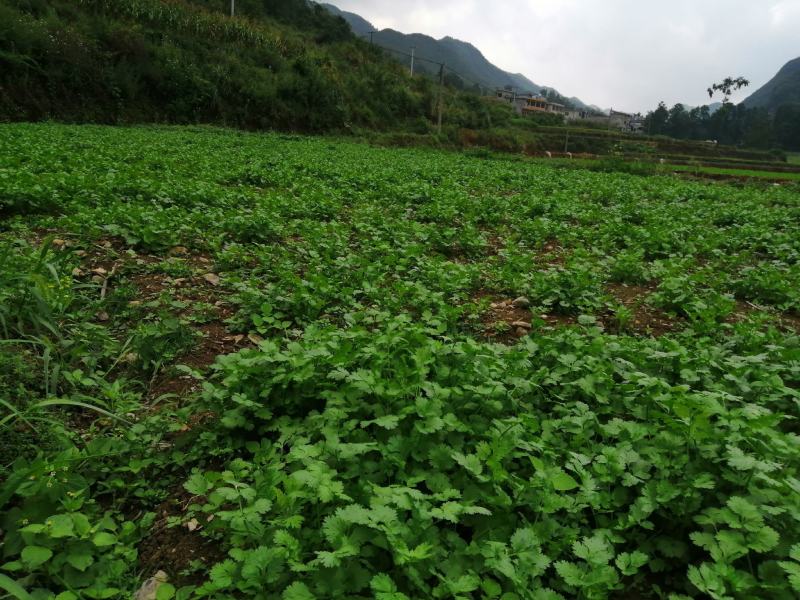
[1,124,799,599]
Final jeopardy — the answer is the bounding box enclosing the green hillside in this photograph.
[0,0,469,131]
[744,56,800,111]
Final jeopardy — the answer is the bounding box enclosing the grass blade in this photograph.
[0,574,32,600]
[35,398,133,426]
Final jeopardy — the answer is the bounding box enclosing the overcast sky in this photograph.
[331,0,800,112]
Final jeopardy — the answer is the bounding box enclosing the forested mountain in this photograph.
[743,56,800,110]
[321,2,592,109]
[318,2,373,36]
[0,0,509,132]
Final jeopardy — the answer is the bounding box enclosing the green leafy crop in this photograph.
[1,123,799,599]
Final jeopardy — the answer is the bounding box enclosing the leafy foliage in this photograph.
[1,123,799,598]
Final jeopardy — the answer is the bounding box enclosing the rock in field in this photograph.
[134,571,169,600]
[512,296,531,309]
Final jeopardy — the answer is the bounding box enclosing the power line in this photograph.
[362,38,494,92]
[357,32,516,128]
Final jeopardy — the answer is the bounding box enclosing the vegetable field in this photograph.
[1,123,799,600]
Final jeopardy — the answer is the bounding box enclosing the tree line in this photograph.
[643,101,800,151]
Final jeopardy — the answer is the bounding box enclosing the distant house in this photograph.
[521,96,549,113]
[610,110,634,130]
[627,114,645,133]
[580,109,640,132]
[500,91,572,119]
[494,88,536,115]
[493,88,590,122]
[565,109,589,121]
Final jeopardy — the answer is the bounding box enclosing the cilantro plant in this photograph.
[1,123,799,599]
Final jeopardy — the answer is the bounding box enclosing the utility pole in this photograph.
[230,0,234,17]
[410,46,416,77]
[369,31,375,44]
[437,63,446,134]
[564,127,570,153]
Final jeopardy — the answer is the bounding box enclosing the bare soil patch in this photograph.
[780,312,800,331]
[473,292,533,344]
[534,239,568,267]
[138,489,225,587]
[727,301,800,333]
[603,283,678,337]
[484,234,504,256]
[147,318,253,402]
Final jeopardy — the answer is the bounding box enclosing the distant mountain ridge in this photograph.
[321,2,373,36]
[743,57,800,110]
[321,3,594,110]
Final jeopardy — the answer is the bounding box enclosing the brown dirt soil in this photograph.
[780,312,800,331]
[534,239,568,267]
[726,300,760,325]
[16,232,259,420]
[484,233,505,256]
[537,312,580,329]
[53,235,246,403]
[474,292,537,344]
[603,283,679,337]
[147,372,201,404]
[138,490,226,587]
[147,322,253,402]
[726,301,800,332]
[131,272,170,298]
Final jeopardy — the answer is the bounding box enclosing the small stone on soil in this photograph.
[248,333,264,345]
[512,296,531,309]
[203,273,221,286]
[134,571,169,600]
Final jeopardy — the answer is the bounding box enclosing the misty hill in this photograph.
[743,57,800,110]
[322,2,592,110]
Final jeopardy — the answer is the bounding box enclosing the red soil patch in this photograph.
[184,323,237,370]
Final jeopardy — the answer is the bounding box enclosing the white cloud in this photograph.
[770,0,800,26]
[331,0,800,112]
